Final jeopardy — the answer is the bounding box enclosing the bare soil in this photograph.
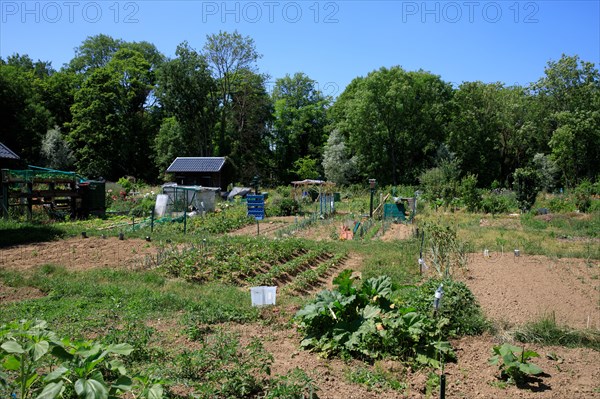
[1,223,599,397]
[459,254,600,330]
[0,236,157,271]
[228,216,295,237]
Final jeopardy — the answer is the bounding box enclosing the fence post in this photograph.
[150,208,155,233]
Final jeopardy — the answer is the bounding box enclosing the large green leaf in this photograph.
[44,366,69,383]
[1,340,24,354]
[33,340,50,361]
[74,377,109,399]
[519,362,543,376]
[2,354,21,370]
[361,304,381,319]
[106,343,134,356]
[361,276,393,299]
[111,375,132,392]
[145,383,163,399]
[332,269,356,296]
[36,381,64,399]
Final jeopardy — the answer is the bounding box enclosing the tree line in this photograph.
[1,31,598,189]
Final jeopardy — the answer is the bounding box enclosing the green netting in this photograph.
[4,166,84,183]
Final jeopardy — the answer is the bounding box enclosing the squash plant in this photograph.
[488,343,543,384]
[295,270,453,367]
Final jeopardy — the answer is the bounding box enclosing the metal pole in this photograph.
[256,219,260,236]
[440,373,446,399]
[370,188,374,218]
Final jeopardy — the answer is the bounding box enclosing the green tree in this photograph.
[332,66,452,185]
[531,54,600,185]
[68,48,156,179]
[0,55,54,164]
[203,30,262,156]
[228,69,274,184]
[271,72,330,182]
[156,42,217,157]
[322,129,358,185]
[154,116,186,177]
[293,156,320,180]
[41,126,75,170]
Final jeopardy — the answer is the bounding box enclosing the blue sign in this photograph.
[246,195,265,220]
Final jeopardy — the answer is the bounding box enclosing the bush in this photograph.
[458,174,481,212]
[295,271,454,367]
[513,167,541,211]
[574,180,593,212]
[546,195,577,213]
[396,278,488,337]
[268,198,300,216]
[480,190,515,214]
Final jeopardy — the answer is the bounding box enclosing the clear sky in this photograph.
[1,0,599,97]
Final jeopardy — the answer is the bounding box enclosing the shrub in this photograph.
[480,190,515,214]
[574,180,593,212]
[458,174,481,212]
[395,278,489,337]
[268,198,300,216]
[513,167,541,211]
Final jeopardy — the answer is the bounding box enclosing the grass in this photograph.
[0,265,260,339]
[513,314,600,351]
[0,219,66,247]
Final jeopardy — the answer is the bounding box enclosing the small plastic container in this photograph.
[250,286,277,306]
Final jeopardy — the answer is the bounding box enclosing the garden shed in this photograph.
[166,157,232,191]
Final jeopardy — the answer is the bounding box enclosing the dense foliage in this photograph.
[295,270,454,367]
[1,34,599,189]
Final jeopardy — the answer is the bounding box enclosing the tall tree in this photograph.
[0,55,54,164]
[322,129,358,184]
[156,42,217,158]
[271,72,330,182]
[203,30,262,156]
[228,69,273,184]
[68,48,156,180]
[332,66,452,185]
[531,54,600,185]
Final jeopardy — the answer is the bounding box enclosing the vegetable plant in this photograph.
[295,270,453,367]
[0,319,163,399]
[488,343,543,384]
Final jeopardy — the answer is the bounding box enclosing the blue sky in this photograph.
[1,1,599,97]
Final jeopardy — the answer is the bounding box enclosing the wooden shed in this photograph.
[166,157,232,191]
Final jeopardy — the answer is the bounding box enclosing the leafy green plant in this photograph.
[396,278,488,337]
[488,343,543,384]
[513,167,541,211]
[264,368,318,399]
[574,180,593,212]
[295,270,453,367]
[0,319,163,399]
[345,365,406,392]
